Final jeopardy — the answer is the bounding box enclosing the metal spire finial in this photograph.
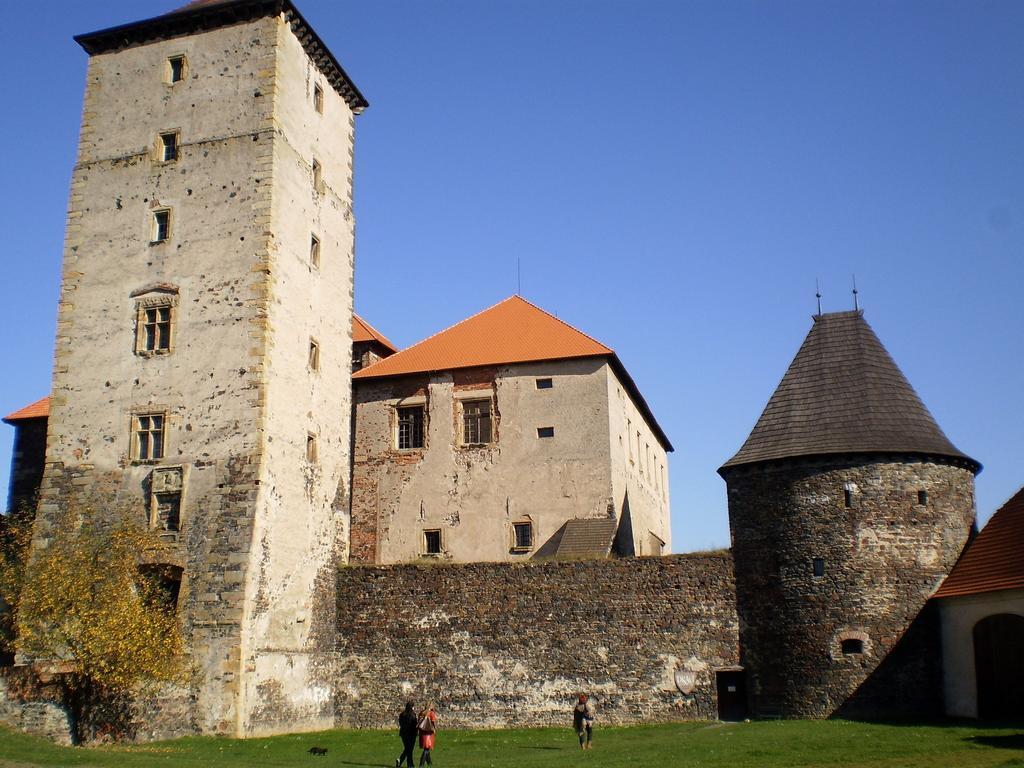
[815,278,822,316]
[852,274,859,311]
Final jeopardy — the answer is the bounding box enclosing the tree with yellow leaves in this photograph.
[8,506,186,742]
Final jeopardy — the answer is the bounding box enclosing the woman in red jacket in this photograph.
[417,703,438,766]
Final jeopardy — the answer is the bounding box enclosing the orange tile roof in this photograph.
[353,296,672,451]
[353,296,612,380]
[933,487,1024,599]
[353,315,397,353]
[3,396,50,424]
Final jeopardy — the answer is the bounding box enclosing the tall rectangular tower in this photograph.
[34,0,366,736]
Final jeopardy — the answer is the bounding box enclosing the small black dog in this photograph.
[308,746,328,756]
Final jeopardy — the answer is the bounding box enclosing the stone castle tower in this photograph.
[719,310,979,718]
[33,0,366,736]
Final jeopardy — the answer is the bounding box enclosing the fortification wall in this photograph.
[333,553,738,728]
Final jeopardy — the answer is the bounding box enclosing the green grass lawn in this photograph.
[1,720,1022,768]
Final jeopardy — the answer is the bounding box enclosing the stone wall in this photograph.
[723,456,976,719]
[333,553,738,727]
[0,668,72,745]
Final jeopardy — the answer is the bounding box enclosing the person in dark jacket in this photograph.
[396,701,418,768]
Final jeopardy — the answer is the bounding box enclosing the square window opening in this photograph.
[841,638,864,655]
[313,83,324,114]
[535,378,553,389]
[152,210,171,243]
[537,426,554,438]
[306,432,318,463]
[918,489,928,506]
[812,557,825,578]
[512,522,533,551]
[140,305,172,353]
[462,400,492,445]
[159,132,178,162]
[397,406,425,450]
[423,529,442,555]
[167,56,185,84]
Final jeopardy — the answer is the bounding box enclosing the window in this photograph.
[154,492,181,532]
[137,304,172,353]
[627,419,633,461]
[844,488,853,508]
[462,400,492,444]
[423,529,442,555]
[152,209,171,243]
[637,431,643,472]
[535,378,553,389]
[841,638,864,655]
[159,132,178,162]
[397,406,425,450]
[167,55,185,84]
[310,233,320,268]
[134,413,165,461]
[813,557,825,578]
[313,83,324,114]
[512,521,533,551]
[312,158,322,193]
[308,339,320,371]
[918,490,928,506]
[537,426,554,438]
[306,432,318,463]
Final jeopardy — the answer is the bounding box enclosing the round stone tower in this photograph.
[718,310,980,719]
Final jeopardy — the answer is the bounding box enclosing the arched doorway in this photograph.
[974,613,1024,720]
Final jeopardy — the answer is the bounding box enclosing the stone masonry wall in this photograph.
[725,456,976,719]
[333,553,738,727]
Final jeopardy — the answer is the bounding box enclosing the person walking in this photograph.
[417,703,438,766]
[572,693,595,750]
[396,701,418,768]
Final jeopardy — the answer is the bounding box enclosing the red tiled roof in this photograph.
[353,296,672,451]
[3,396,50,424]
[353,315,397,353]
[933,487,1024,599]
[353,296,612,380]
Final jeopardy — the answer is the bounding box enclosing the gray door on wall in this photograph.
[974,613,1024,721]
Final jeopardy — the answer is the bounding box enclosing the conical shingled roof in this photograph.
[720,310,978,472]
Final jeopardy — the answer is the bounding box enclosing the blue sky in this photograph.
[1,0,1021,550]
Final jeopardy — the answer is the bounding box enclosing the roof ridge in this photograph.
[509,295,615,355]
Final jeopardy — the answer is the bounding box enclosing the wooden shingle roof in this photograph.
[720,311,978,472]
[934,487,1024,599]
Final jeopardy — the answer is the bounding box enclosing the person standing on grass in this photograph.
[396,701,418,768]
[573,693,595,750]
[417,702,438,766]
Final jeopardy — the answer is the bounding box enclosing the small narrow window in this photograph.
[397,406,425,450]
[423,529,442,555]
[627,419,633,461]
[918,490,928,506]
[637,431,643,472]
[537,426,554,438]
[167,55,185,84]
[308,339,320,371]
[312,158,322,193]
[134,413,165,461]
[462,400,492,445]
[310,234,321,268]
[306,432,318,463]
[313,83,324,114]
[813,557,825,578]
[841,638,864,655]
[512,522,533,551]
[152,209,171,243]
[844,488,853,508]
[159,132,178,162]
[535,378,553,389]
[140,305,173,352]
[154,492,181,532]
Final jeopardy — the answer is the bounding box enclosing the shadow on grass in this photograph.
[965,734,1024,750]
